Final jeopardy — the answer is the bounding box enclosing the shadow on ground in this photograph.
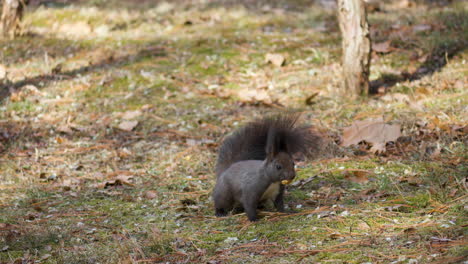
[0,42,167,102]
[369,9,467,93]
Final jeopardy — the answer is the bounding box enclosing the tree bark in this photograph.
[337,0,371,97]
[1,0,26,38]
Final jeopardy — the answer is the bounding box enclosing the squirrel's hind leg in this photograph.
[273,186,285,212]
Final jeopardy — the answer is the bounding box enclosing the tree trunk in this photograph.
[1,0,25,38]
[337,0,371,97]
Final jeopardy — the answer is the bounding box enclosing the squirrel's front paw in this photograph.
[247,216,258,222]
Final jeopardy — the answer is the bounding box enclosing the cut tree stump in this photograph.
[337,0,371,97]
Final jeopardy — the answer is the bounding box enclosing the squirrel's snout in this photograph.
[287,171,296,180]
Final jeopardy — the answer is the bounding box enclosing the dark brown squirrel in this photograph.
[213,114,322,221]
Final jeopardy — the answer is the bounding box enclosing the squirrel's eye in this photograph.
[276,164,282,170]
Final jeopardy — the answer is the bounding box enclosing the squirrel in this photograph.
[212,114,322,221]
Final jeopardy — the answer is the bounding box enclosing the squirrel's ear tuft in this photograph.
[266,128,289,160]
[266,128,278,160]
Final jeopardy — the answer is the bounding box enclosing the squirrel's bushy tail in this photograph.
[215,114,322,177]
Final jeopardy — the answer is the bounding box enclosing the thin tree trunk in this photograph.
[1,0,26,38]
[337,0,371,97]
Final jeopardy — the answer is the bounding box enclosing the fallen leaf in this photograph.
[344,170,372,183]
[398,175,422,186]
[144,190,158,200]
[10,85,43,102]
[118,120,138,131]
[448,189,458,197]
[155,2,174,13]
[416,87,431,97]
[329,233,343,240]
[122,110,142,120]
[94,25,110,36]
[380,93,411,103]
[141,104,153,111]
[40,254,52,261]
[394,0,411,8]
[404,227,417,234]
[295,243,308,250]
[237,88,274,105]
[118,148,133,158]
[342,117,401,154]
[430,237,453,243]
[265,53,285,67]
[104,175,135,188]
[430,117,450,132]
[57,124,73,135]
[59,22,92,37]
[357,221,370,230]
[373,40,394,53]
[413,24,431,32]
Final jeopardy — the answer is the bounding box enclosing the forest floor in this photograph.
[0,0,467,263]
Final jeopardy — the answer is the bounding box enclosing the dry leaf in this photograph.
[369,142,386,154]
[144,190,158,200]
[295,243,308,250]
[404,227,417,234]
[344,170,372,183]
[55,136,64,144]
[122,110,142,120]
[329,233,343,240]
[237,88,274,105]
[118,148,133,158]
[59,22,92,37]
[416,87,431,97]
[395,0,411,8]
[141,104,153,111]
[57,124,73,135]
[10,85,43,102]
[357,221,370,230]
[265,53,285,67]
[342,117,401,154]
[373,40,393,53]
[118,120,138,131]
[104,175,135,188]
[413,24,431,32]
[430,116,450,132]
[95,25,110,36]
[380,93,411,103]
[398,175,422,186]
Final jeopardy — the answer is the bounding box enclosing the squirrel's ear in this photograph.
[266,128,278,160]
